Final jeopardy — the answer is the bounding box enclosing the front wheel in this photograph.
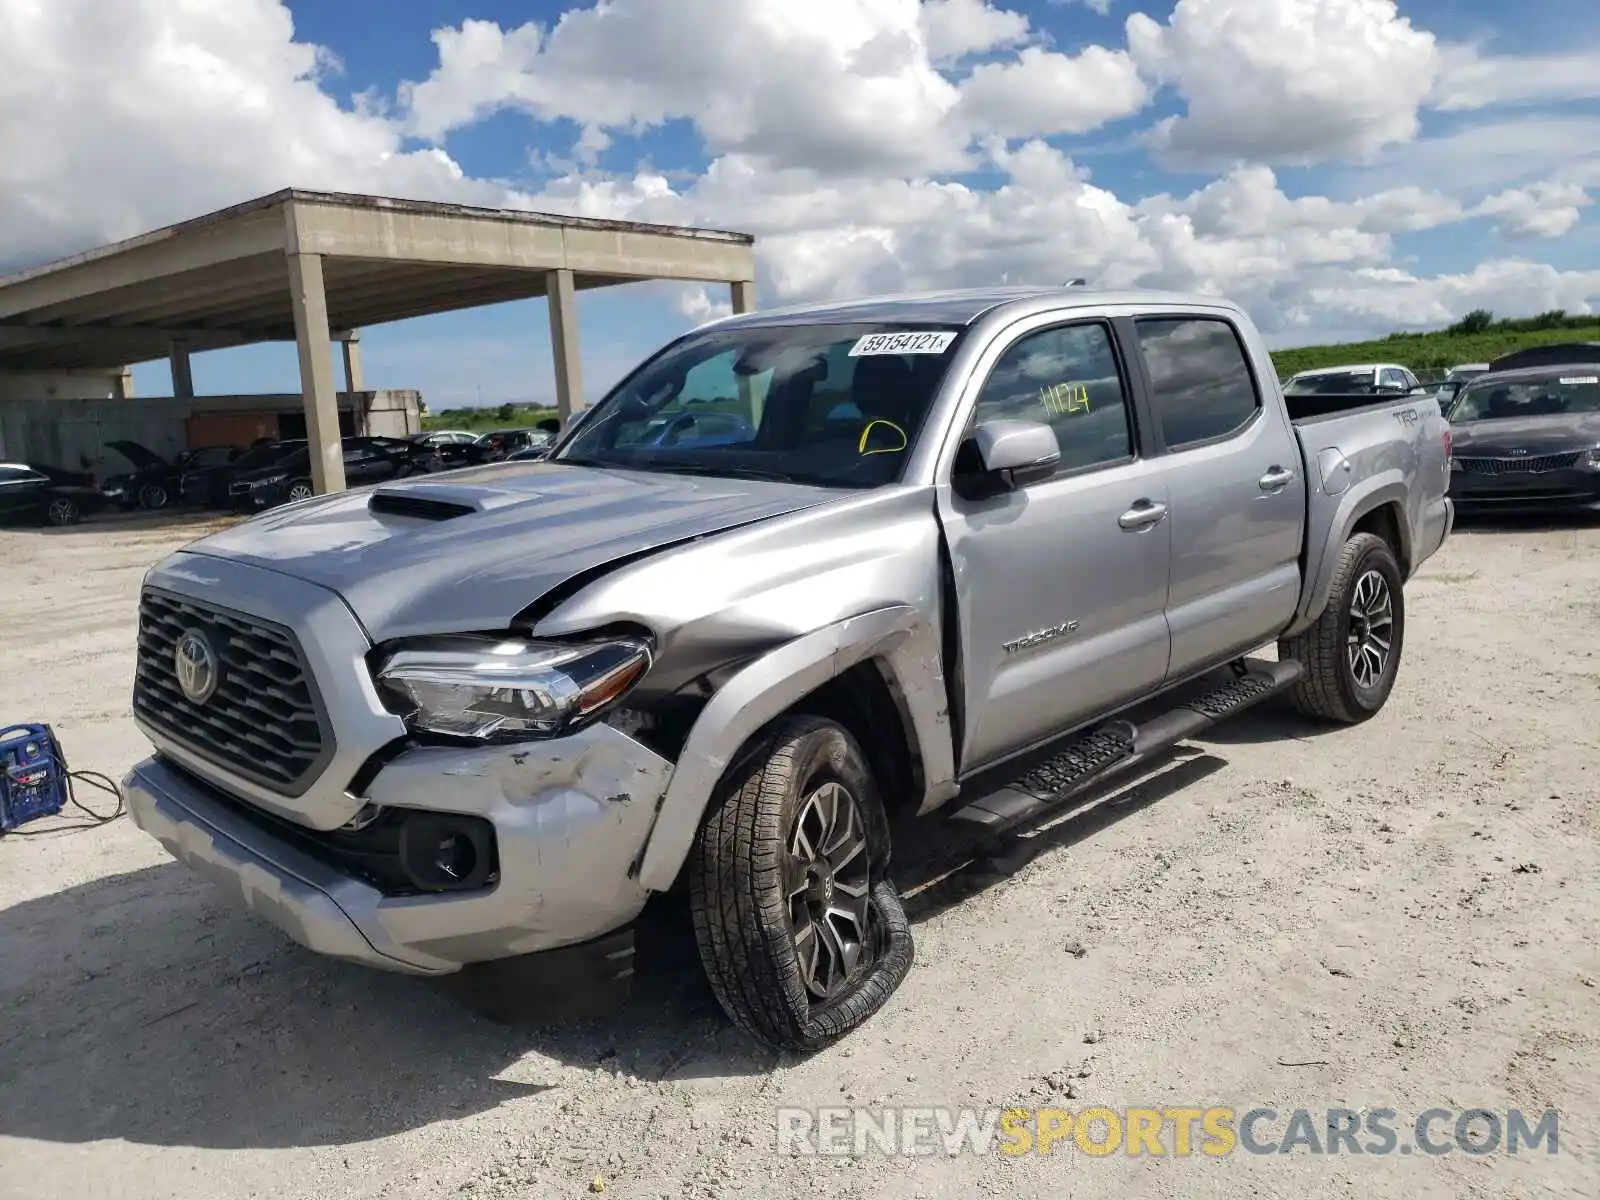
[1279,532,1406,724]
[688,715,914,1051]
[138,482,170,510]
[286,480,315,504]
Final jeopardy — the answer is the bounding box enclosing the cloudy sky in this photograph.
[4,0,1599,406]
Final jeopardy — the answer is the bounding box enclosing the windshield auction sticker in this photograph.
[849,331,957,356]
[1557,376,1598,385]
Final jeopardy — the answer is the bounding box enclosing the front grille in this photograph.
[1456,452,1583,475]
[134,589,333,795]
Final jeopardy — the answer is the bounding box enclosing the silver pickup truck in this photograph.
[124,286,1453,1050]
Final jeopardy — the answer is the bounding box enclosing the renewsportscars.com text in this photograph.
[775,1105,1560,1158]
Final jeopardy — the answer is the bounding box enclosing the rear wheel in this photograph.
[1279,532,1405,724]
[45,497,81,527]
[689,715,914,1051]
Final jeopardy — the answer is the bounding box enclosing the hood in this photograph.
[107,439,167,470]
[1450,412,1600,457]
[181,461,843,638]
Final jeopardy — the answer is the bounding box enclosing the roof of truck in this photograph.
[698,285,1235,330]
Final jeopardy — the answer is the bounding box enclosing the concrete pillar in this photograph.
[546,268,583,423]
[286,252,346,495]
[169,344,194,399]
[112,368,134,400]
[341,331,365,393]
[730,280,756,314]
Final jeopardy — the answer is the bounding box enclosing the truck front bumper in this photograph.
[124,720,676,977]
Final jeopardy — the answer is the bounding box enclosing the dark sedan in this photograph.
[467,427,553,464]
[0,462,109,526]
[102,440,243,510]
[1448,367,1600,515]
[227,437,412,510]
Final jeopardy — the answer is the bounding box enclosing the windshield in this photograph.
[1284,370,1377,395]
[1451,373,1600,423]
[555,323,964,487]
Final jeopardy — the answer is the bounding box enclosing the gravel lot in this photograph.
[2,511,1596,1200]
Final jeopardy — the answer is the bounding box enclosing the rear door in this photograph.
[1127,314,1307,680]
[938,316,1172,772]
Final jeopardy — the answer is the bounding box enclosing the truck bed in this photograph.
[1284,391,1423,424]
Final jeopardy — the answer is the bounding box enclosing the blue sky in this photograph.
[8,0,1596,408]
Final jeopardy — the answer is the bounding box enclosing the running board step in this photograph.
[947,657,1304,833]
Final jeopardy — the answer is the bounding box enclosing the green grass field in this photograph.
[421,403,560,433]
[1269,310,1600,380]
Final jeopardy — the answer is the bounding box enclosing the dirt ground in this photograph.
[1,511,1596,1200]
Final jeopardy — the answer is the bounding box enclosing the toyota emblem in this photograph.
[174,628,221,704]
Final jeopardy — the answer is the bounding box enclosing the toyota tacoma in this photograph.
[124,286,1453,1050]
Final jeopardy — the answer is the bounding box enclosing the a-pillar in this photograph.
[730,279,756,314]
[287,252,346,495]
[169,344,194,399]
[546,268,583,424]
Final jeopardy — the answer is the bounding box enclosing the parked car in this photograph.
[123,285,1452,1051]
[169,445,248,509]
[467,427,552,464]
[396,430,479,472]
[0,462,109,526]
[1447,362,1600,515]
[1283,363,1421,395]
[1446,362,1490,382]
[101,440,243,511]
[227,437,412,510]
[184,440,298,509]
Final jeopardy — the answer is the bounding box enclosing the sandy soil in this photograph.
[1,511,1596,1200]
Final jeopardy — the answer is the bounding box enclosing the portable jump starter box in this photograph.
[0,723,70,833]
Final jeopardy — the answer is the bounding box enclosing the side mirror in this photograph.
[954,419,1060,498]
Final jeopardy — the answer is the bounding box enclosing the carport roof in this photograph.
[0,189,757,372]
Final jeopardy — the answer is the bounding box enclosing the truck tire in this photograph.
[688,714,914,1051]
[1279,532,1405,724]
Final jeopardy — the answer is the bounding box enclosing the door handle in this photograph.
[1118,500,1168,530]
[1258,466,1295,491]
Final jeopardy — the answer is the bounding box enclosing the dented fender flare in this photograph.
[633,604,954,893]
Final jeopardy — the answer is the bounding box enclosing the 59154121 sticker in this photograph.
[848,331,958,357]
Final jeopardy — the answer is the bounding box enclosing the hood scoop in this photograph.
[368,481,537,521]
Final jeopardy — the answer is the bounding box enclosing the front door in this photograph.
[1127,315,1306,680]
[938,318,1173,773]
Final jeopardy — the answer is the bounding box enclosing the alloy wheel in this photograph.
[784,780,874,1001]
[1346,568,1394,689]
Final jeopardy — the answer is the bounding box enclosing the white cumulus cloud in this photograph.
[1126,0,1440,166]
[0,0,1597,354]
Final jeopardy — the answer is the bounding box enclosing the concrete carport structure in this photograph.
[0,189,757,493]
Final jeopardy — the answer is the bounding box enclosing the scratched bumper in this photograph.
[126,721,675,974]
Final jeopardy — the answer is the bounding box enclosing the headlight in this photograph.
[1450,458,1461,471]
[1583,448,1600,468]
[252,473,287,488]
[374,635,653,741]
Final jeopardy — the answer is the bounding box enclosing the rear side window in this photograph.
[1134,318,1261,448]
